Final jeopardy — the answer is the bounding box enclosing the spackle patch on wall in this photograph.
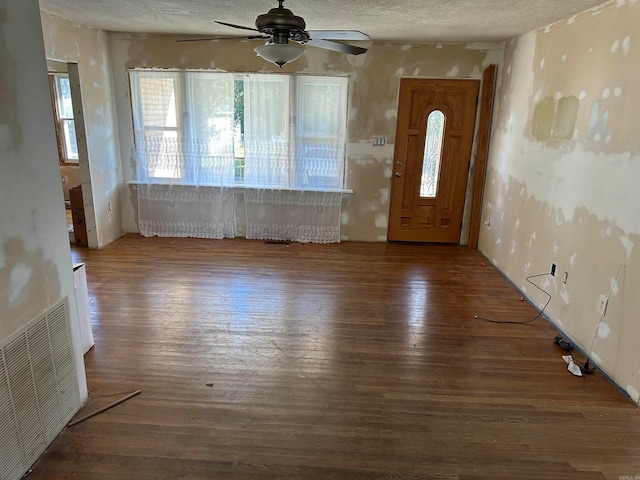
[610,276,621,296]
[587,100,601,140]
[611,38,620,53]
[598,322,611,339]
[560,286,570,304]
[446,65,460,77]
[374,214,387,229]
[619,235,634,258]
[532,96,555,140]
[570,252,578,266]
[0,238,63,339]
[553,96,579,139]
[355,157,375,166]
[9,263,32,304]
[378,188,390,205]
[627,385,639,403]
[622,35,631,55]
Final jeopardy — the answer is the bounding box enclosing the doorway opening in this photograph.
[47,59,86,246]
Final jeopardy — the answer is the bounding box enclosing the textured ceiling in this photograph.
[38,0,610,42]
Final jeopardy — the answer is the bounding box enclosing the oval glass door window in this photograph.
[420,110,445,198]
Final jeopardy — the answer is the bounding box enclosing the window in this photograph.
[49,73,78,163]
[130,70,348,190]
[131,71,235,184]
[420,110,445,198]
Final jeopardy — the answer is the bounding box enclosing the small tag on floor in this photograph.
[562,355,583,377]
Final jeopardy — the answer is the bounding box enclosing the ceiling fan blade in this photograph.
[215,21,260,32]
[307,30,371,41]
[305,39,367,55]
[177,35,269,43]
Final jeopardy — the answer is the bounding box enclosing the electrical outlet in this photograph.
[551,263,556,276]
[598,294,608,315]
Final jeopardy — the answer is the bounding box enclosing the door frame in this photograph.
[468,65,497,249]
[47,58,98,249]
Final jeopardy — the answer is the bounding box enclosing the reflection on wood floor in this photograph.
[31,235,640,479]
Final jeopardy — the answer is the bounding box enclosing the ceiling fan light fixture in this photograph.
[254,43,305,67]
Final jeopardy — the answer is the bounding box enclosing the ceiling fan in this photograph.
[177,0,371,67]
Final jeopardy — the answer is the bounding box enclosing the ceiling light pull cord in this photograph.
[474,272,552,325]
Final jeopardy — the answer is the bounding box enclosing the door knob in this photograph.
[395,172,402,177]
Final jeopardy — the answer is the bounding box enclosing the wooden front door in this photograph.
[388,78,480,243]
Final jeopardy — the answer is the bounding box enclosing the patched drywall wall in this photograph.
[0,0,87,398]
[108,34,498,242]
[41,12,124,248]
[480,0,640,403]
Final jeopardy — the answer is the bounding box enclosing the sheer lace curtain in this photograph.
[131,71,236,239]
[243,75,347,244]
[131,70,348,243]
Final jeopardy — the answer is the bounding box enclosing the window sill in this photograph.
[126,181,353,196]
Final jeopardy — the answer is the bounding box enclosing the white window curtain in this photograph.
[243,74,347,243]
[131,71,236,239]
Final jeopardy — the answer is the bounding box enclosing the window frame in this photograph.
[130,71,186,183]
[49,73,79,164]
[129,69,349,191]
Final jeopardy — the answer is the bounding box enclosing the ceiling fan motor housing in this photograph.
[255,6,307,40]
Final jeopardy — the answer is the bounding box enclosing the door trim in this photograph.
[468,65,497,250]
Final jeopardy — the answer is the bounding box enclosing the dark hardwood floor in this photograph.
[31,235,640,479]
